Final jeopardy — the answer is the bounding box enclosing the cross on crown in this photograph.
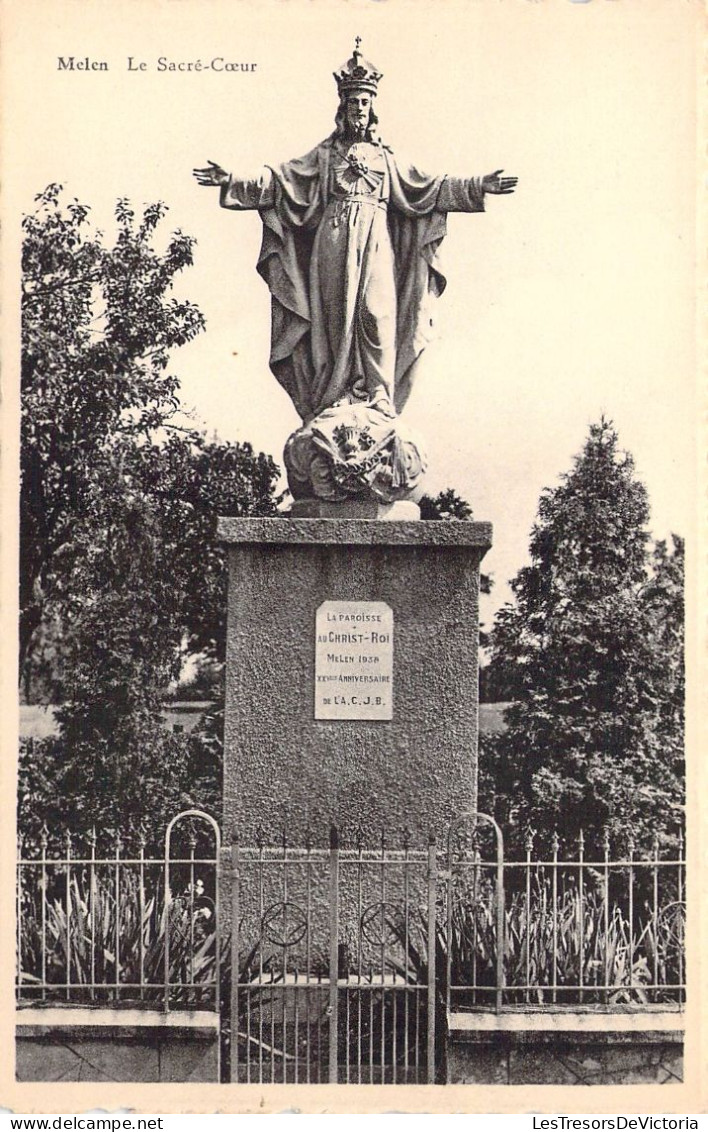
[333,37,383,97]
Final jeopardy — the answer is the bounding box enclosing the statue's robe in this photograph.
[220,134,485,423]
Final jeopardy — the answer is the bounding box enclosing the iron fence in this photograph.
[16,809,221,1010]
[16,811,686,1084]
[446,813,686,1012]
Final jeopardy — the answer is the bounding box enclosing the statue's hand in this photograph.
[482,169,518,195]
[193,161,230,187]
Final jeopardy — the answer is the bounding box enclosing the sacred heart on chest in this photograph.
[332,143,386,197]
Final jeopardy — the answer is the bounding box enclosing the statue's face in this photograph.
[345,91,373,133]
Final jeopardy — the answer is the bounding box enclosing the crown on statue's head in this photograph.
[333,37,383,97]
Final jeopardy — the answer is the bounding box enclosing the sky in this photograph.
[2,0,699,619]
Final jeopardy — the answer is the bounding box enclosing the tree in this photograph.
[420,489,474,522]
[21,186,281,689]
[642,535,685,751]
[19,187,280,843]
[480,419,684,854]
[21,186,205,670]
[122,432,279,665]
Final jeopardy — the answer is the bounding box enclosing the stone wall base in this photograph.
[447,1011,684,1085]
[16,1008,219,1083]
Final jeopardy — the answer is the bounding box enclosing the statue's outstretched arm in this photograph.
[192,160,276,210]
[437,169,518,213]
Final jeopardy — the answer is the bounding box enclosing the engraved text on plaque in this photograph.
[315,601,393,720]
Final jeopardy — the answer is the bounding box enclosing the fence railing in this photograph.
[16,810,221,1010]
[446,813,686,1012]
[16,812,685,1023]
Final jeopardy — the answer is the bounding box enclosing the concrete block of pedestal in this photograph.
[218,517,491,848]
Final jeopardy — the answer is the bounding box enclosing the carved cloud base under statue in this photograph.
[284,394,427,506]
[218,515,492,847]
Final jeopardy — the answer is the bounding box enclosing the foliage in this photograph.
[116,432,280,665]
[17,723,221,851]
[419,488,473,522]
[480,420,684,854]
[21,186,280,691]
[19,186,279,840]
[21,186,204,670]
[445,872,684,1007]
[387,872,684,1030]
[18,867,218,1007]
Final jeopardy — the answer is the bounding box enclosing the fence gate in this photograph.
[229,827,437,1084]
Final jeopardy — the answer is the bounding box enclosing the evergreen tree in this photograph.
[481,419,684,854]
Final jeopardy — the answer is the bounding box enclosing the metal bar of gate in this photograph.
[230,842,240,1083]
[328,825,340,1084]
[427,834,437,1085]
[495,824,505,1013]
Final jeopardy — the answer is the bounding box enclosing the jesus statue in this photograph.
[194,39,517,505]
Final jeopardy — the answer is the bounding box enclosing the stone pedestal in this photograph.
[218,516,492,848]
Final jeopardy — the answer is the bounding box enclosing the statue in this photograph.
[194,39,517,505]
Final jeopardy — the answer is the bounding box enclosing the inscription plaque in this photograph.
[315,601,393,720]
